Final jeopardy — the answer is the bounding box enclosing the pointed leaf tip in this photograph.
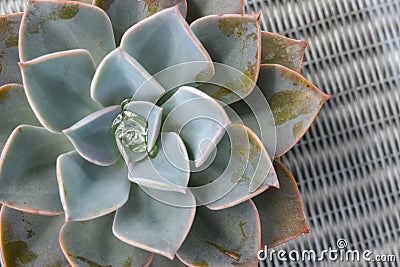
[261,32,308,72]
[254,160,310,248]
[63,105,121,166]
[261,64,329,157]
[161,86,231,168]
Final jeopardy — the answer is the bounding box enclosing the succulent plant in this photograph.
[0,0,329,266]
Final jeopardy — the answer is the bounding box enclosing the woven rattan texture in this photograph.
[1,0,400,266]
[0,0,24,15]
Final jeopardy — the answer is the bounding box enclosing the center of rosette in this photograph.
[112,99,148,153]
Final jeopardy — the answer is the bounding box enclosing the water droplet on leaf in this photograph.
[112,111,148,153]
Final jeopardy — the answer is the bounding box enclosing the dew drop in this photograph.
[148,144,159,158]
[112,111,148,152]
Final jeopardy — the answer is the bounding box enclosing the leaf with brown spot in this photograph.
[230,64,330,158]
[191,14,261,104]
[0,206,69,267]
[261,31,307,73]
[259,64,330,157]
[0,84,40,155]
[20,1,115,66]
[0,13,23,86]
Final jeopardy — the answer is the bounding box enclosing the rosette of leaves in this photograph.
[0,0,329,266]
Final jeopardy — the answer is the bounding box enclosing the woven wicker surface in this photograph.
[1,1,399,266]
[0,0,24,15]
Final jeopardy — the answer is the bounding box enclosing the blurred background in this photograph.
[1,0,399,266]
